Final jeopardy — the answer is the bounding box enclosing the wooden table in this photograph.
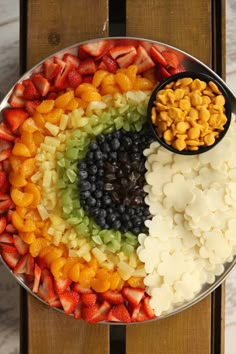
[19,1,226,353]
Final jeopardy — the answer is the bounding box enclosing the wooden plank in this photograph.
[127,297,211,354]
[26,0,109,68]
[27,295,109,354]
[21,1,110,353]
[126,0,212,66]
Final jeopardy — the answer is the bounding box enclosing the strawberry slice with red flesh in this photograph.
[43,59,61,80]
[81,40,108,58]
[161,50,180,68]
[0,243,17,253]
[32,73,50,97]
[3,108,28,133]
[1,249,20,269]
[59,290,80,315]
[72,282,93,294]
[117,48,137,68]
[63,53,80,68]
[101,290,124,304]
[168,66,185,75]
[109,45,137,68]
[54,278,72,295]
[143,296,155,319]
[122,287,145,307]
[109,45,136,59]
[32,263,42,293]
[13,234,29,255]
[82,75,93,83]
[107,303,131,323]
[0,232,14,244]
[14,253,35,275]
[35,256,48,270]
[150,46,167,66]
[8,92,25,108]
[133,45,155,74]
[0,148,11,162]
[77,46,90,60]
[2,159,10,173]
[82,301,111,324]
[101,54,118,73]
[156,64,171,80]
[74,301,82,320]
[25,100,40,116]
[5,223,16,234]
[80,293,97,307]
[54,62,73,90]
[38,269,57,303]
[78,58,96,76]
[0,170,7,189]
[0,193,13,214]
[68,69,82,89]
[0,122,15,141]
[13,83,25,97]
[136,305,149,322]
[22,79,39,100]
[129,303,141,322]
[0,215,7,233]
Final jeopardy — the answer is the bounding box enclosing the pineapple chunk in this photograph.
[117,261,135,280]
[59,114,69,130]
[40,143,56,154]
[44,136,61,147]
[37,204,49,220]
[42,170,52,188]
[45,122,60,136]
[92,247,107,264]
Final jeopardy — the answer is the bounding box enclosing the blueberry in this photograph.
[87,197,96,207]
[87,151,94,160]
[78,161,87,169]
[89,165,98,175]
[112,220,121,229]
[90,183,96,192]
[80,190,90,199]
[109,152,118,160]
[89,175,96,183]
[118,205,125,213]
[97,169,104,177]
[121,214,130,222]
[94,190,103,199]
[103,195,112,206]
[97,134,105,144]
[90,142,98,151]
[92,208,100,217]
[107,213,117,223]
[80,181,91,191]
[96,180,104,189]
[78,169,88,179]
[94,150,103,160]
[96,200,102,208]
[131,153,140,161]
[133,227,141,235]
[111,138,120,151]
[101,142,110,153]
[96,159,104,168]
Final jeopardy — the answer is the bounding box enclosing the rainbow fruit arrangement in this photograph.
[2,38,235,324]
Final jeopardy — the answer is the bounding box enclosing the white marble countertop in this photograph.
[0,1,236,353]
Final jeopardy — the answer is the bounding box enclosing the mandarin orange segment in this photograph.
[65,98,79,111]
[9,172,27,188]
[20,131,37,156]
[33,131,45,146]
[92,70,109,88]
[21,118,39,133]
[33,112,46,130]
[75,98,88,109]
[44,247,64,265]
[20,158,36,178]
[16,206,28,218]
[91,278,110,293]
[43,108,64,124]
[143,67,157,84]
[75,83,97,96]
[109,271,123,291]
[24,183,41,208]
[102,73,116,86]
[36,100,55,114]
[115,72,133,92]
[29,237,49,257]
[133,76,154,90]
[51,257,67,279]
[20,231,36,244]
[12,211,24,230]
[127,276,144,288]
[62,257,80,278]
[11,188,34,207]
[23,219,37,232]
[80,90,102,102]
[101,84,120,95]
[55,91,74,108]
[24,208,41,221]
[126,65,138,84]
[39,245,54,258]
[68,262,81,282]
[96,268,111,281]
[79,267,96,288]
[12,143,31,157]
[9,156,24,173]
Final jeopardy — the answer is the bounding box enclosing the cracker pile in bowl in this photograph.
[0,38,236,324]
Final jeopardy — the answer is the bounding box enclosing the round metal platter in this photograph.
[0,37,236,324]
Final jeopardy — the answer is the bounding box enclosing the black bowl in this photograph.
[147,71,232,155]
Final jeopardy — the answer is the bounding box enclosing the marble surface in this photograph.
[0,1,236,353]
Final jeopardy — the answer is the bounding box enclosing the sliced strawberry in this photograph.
[2,159,10,173]
[7,209,13,222]
[0,148,11,162]
[54,62,73,90]
[109,45,137,68]
[101,55,118,73]
[0,171,6,189]
[25,100,40,116]
[143,296,155,319]
[5,223,16,234]
[22,79,39,100]
[74,301,82,319]
[81,40,108,57]
[48,297,62,308]
[150,46,167,66]
[38,269,57,302]
[161,50,179,68]
[82,301,110,324]
[78,58,96,75]
[8,92,25,108]
[109,45,136,59]
[136,305,149,322]
[101,290,124,304]
[13,83,25,97]
[80,293,97,307]
[3,108,29,132]
[32,73,50,97]
[72,282,93,294]
[0,193,13,214]
[35,256,48,270]
[13,234,29,255]
[82,75,93,83]
[156,64,171,80]
[133,45,155,74]
[117,48,137,68]
[77,46,90,60]
[68,69,82,88]
[0,139,12,152]
[97,60,108,71]
[0,232,13,244]
[0,122,15,141]
[107,303,131,323]
[32,263,42,293]
[168,66,185,75]
[14,253,35,275]
[122,287,145,307]
[0,215,7,233]
[63,53,80,68]
[43,59,61,80]
[129,303,141,322]
[54,278,72,295]
[1,249,20,268]
[0,243,16,253]
[46,92,58,100]
[59,290,80,315]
